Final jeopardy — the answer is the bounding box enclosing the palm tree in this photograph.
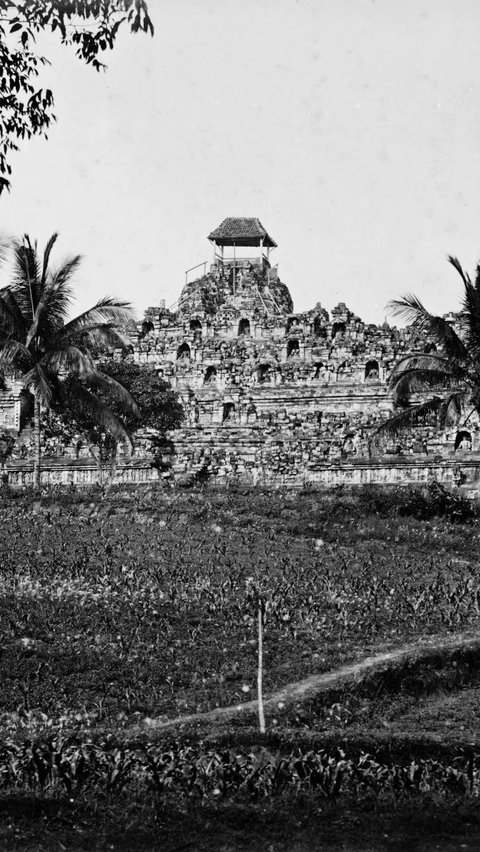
[0,233,139,486]
[373,255,480,447]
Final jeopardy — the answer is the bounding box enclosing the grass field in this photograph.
[1,483,480,849]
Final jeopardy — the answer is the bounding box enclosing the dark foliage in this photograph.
[375,256,480,444]
[0,233,138,483]
[295,483,476,525]
[0,736,478,805]
[95,360,184,434]
[397,481,476,523]
[49,359,184,465]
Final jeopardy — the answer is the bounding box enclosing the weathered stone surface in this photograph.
[129,231,477,488]
[0,222,477,489]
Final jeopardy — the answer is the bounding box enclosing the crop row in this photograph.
[0,738,477,803]
[1,496,479,725]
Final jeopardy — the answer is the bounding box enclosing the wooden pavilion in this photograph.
[207,217,277,267]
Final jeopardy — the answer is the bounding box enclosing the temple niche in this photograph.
[0,218,478,488]
[131,218,477,484]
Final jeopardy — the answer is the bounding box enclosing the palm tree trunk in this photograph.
[33,396,41,488]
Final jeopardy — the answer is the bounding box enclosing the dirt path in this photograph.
[123,630,480,738]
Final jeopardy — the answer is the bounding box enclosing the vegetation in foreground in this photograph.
[0,482,478,730]
[1,482,480,849]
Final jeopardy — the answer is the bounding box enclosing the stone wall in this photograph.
[0,379,27,432]
[3,458,161,488]
[2,450,477,497]
[0,231,477,491]
[167,425,479,492]
[128,254,479,487]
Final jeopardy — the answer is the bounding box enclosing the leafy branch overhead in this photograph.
[0,0,153,193]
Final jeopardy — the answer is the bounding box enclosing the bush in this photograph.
[352,485,405,518]
[398,482,476,523]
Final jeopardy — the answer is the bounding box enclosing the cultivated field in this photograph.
[1,483,480,850]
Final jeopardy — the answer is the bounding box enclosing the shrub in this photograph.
[398,482,476,523]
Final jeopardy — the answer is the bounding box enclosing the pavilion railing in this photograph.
[185,261,208,285]
[214,255,271,268]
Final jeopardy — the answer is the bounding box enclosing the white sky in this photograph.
[2,0,480,324]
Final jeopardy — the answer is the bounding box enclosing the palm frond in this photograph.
[40,234,59,287]
[390,353,455,376]
[389,297,469,361]
[391,369,464,406]
[61,298,134,338]
[85,371,140,418]
[373,396,452,441]
[388,294,431,328]
[56,323,130,353]
[23,364,54,408]
[388,354,467,389]
[461,278,480,342]
[0,237,11,268]
[422,315,468,361]
[11,237,41,321]
[441,392,465,426]
[26,256,82,346]
[466,385,480,418]
[41,346,96,378]
[65,380,134,451]
[0,340,34,373]
[448,255,472,288]
[376,254,480,447]
[45,255,81,305]
[474,262,480,298]
[0,290,28,343]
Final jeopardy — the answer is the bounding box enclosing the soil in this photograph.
[125,631,480,737]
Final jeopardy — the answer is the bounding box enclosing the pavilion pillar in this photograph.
[233,242,236,295]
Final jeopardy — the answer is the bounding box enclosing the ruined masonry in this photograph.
[128,217,480,490]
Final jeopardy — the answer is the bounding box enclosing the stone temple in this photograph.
[126,217,480,489]
[1,217,479,488]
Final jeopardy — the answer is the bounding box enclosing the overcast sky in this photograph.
[1,0,480,324]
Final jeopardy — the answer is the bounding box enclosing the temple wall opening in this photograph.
[0,217,478,491]
[125,218,480,491]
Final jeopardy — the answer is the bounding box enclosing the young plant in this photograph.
[245,577,267,734]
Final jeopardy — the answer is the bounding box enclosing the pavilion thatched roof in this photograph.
[208,218,277,248]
